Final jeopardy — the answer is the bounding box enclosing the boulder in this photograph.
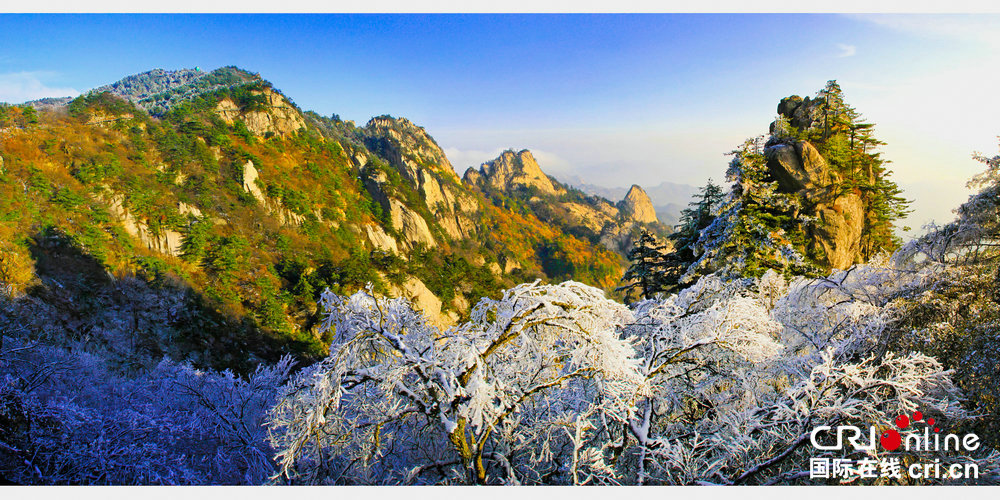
[777,95,803,117]
[766,142,831,192]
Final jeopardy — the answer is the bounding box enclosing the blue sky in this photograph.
[1,14,999,236]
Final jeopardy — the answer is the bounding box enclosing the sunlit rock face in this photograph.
[215,88,306,137]
[619,184,658,225]
[471,149,559,196]
[766,97,868,270]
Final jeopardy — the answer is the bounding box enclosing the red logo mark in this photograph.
[883,409,941,450]
[881,429,902,451]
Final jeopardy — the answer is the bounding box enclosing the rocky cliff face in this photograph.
[765,141,864,269]
[104,192,184,258]
[240,160,306,226]
[361,116,479,242]
[216,88,306,137]
[765,97,868,270]
[2,68,629,343]
[364,116,456,180]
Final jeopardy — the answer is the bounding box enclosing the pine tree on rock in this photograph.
[617,229,671,301]
[656,179,726,290]
[660,81,911,289]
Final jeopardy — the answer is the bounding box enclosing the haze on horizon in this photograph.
[2,13,998,238]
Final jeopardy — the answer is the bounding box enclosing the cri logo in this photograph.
[880,410,939,451]
[811,409,946,452]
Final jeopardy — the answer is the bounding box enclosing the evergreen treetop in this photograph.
[617,229,671,301]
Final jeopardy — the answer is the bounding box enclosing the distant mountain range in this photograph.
[560,175,698,228]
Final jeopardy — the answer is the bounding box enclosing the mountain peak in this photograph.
[90,66,262,115]
[362,114,455,179]
[469,149,558,196]
[93,68,206,102]
[620,184,658,224]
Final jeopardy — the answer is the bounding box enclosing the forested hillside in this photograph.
[0,66,628,371]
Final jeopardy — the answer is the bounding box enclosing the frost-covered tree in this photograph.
[875,143,1000,448]
[675,137,818,285]
[267,281,643,485]
[265,271,991,485]
[654,180,726,292]
[612,269,991,485]
[0,336,292,484]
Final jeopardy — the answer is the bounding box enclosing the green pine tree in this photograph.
[657,179,727,287]
[797,80,911,260]
[617,229,671,301]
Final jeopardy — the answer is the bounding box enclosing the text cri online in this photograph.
[809,425,981,481]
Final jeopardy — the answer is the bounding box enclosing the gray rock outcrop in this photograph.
[241,160,305,226]
[773,95,825,132]
[363,224,400,255]
[106,193,183,257]
[242,160,266,203]
[389,199,437,249]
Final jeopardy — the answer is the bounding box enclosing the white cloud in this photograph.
[442,146,506,173]
[852,14,1000,51]
[836,43,857,57]
[0,71,79,104]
